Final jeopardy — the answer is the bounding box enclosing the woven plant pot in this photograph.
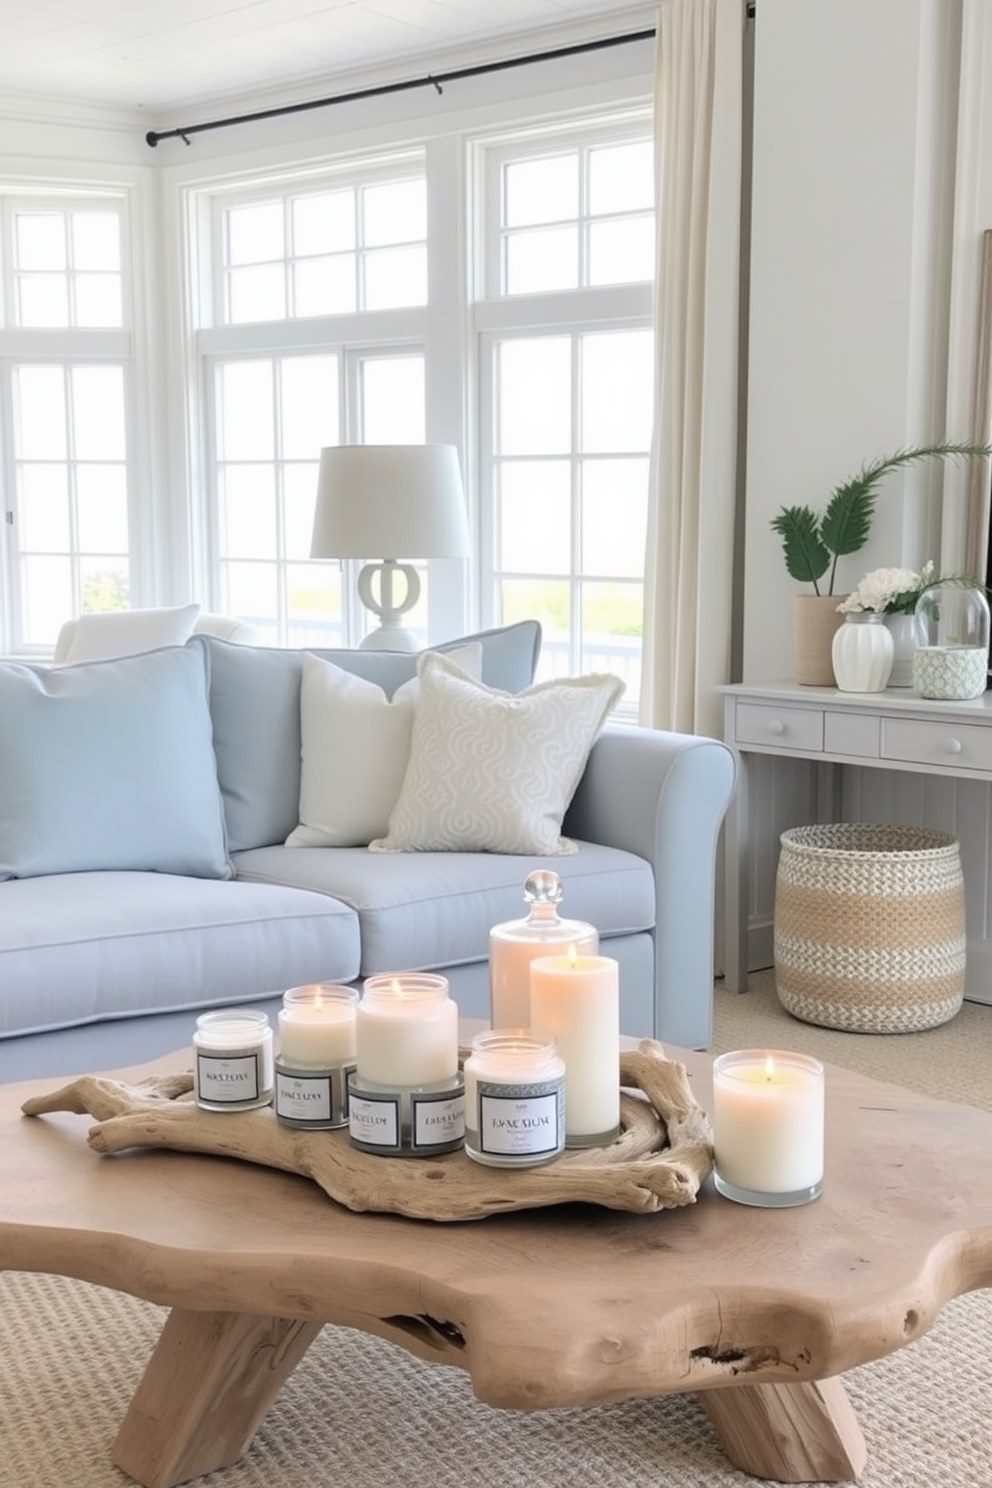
[774,824,965,1034]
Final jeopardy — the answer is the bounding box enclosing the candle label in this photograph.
[412,1090,466,1150]
[475,1079,563,1158]
[348,1091,399,1148]
[196,1051,261,1105]
[276,1070,333,1121]
[274,1063,355,1129]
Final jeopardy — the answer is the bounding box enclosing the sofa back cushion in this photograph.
[54,603,202,663]
[0,643,232,881]
[204,622,542,853]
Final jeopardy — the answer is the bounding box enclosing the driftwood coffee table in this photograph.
[1,1043,991,1488]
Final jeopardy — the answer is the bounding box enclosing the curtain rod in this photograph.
[145,27,658,148]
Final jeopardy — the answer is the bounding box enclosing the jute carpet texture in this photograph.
[2,968,990,1488]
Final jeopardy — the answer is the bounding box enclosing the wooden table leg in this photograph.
[112,1308,324,1488]
[698,1376,868,1483]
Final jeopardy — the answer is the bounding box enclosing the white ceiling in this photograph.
[2,0,655,114]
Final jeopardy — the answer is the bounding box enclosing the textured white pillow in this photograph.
[64,604,202,663]
[287,643,483,849]
[370,653,624,856]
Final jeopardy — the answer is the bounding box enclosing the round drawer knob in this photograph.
[946,738,963,755]
[767,720,786,736]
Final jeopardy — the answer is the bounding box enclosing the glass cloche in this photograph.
[913,583,990,699]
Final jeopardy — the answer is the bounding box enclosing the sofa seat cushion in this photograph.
[0,873,360,1040]
[232,843,655,976]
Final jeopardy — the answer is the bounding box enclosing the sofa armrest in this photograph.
[565,725,737,1050]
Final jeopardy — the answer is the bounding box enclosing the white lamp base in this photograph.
[356,559,421,653]
[359,624,420,652]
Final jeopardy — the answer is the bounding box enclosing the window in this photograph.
[0,195,132,650]
[220,173,427,325]
[185,111,653,686]
[209,347,424,645]
[498,137,654,295]
[196,156,429,647]
[487,327,651,702]
[477,120,654,708]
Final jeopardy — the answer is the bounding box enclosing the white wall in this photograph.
[744,0,964,685]
[740,0,992,1001]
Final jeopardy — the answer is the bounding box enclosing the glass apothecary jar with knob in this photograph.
[913,583,991,700]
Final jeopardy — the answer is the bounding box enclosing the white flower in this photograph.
[838,562,935,615]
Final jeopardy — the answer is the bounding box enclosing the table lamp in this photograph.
[311,444,470,650]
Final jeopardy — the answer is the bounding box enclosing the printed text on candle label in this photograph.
[276,1072,333,1122]
[479,1090,561,1156]
[349,1095,399,1146]
[413,1094,465,1148]
[196,1053,260,1103]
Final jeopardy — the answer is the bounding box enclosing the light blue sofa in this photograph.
[0,624,736,1081]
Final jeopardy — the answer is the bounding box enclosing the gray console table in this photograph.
[720,681,992,993]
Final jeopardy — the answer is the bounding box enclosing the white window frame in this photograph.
[203,338,426,645]
[471,110,653,710]
[0,186,146,656]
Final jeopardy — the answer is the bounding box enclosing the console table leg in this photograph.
[697,1375,868,1483]
[112,1308,323,1488]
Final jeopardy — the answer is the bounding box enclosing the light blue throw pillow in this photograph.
[0,644,232,881]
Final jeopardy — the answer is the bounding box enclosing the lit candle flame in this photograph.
[764,1054,776,1081]
[567,943,579,968]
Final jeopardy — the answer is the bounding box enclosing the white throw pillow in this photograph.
[287,643,483,849]
[370,652,624,856]
[64,604,202,663]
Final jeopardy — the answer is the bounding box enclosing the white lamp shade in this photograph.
[311,444,470,560]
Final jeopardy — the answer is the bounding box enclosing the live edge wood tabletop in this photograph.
[1,1042,991,1488]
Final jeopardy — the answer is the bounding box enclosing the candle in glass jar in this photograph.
[712,1049,825,1207]
[355,974,458,1087]
[278,984,358,1066]
[489,871,598,1029]
[464,1030,565,1168]
[529,951,620,1148]
[193,1008,274,1112]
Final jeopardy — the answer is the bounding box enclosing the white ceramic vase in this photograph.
[831,613,894,692]
[884,613,920,688]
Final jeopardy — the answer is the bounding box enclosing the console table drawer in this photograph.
[735,703,823,753]
[882,717,992,772]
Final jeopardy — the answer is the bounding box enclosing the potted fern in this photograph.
[771,442,992,684]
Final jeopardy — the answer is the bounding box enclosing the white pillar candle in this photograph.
[278,984,358,1067]
[355,974,458,1088]
[712,1049,825,1206]
[529,952,620,1148]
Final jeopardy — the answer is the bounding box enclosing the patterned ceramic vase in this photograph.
[831,613,894,692]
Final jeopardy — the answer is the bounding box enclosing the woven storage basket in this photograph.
[774,824,965,1034]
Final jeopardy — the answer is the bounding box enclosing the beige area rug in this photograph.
[3,977,991,1488]
[712,965,992,1112]
[1,1271,990,1488]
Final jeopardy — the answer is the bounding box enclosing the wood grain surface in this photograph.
[3,1043,991,1485]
